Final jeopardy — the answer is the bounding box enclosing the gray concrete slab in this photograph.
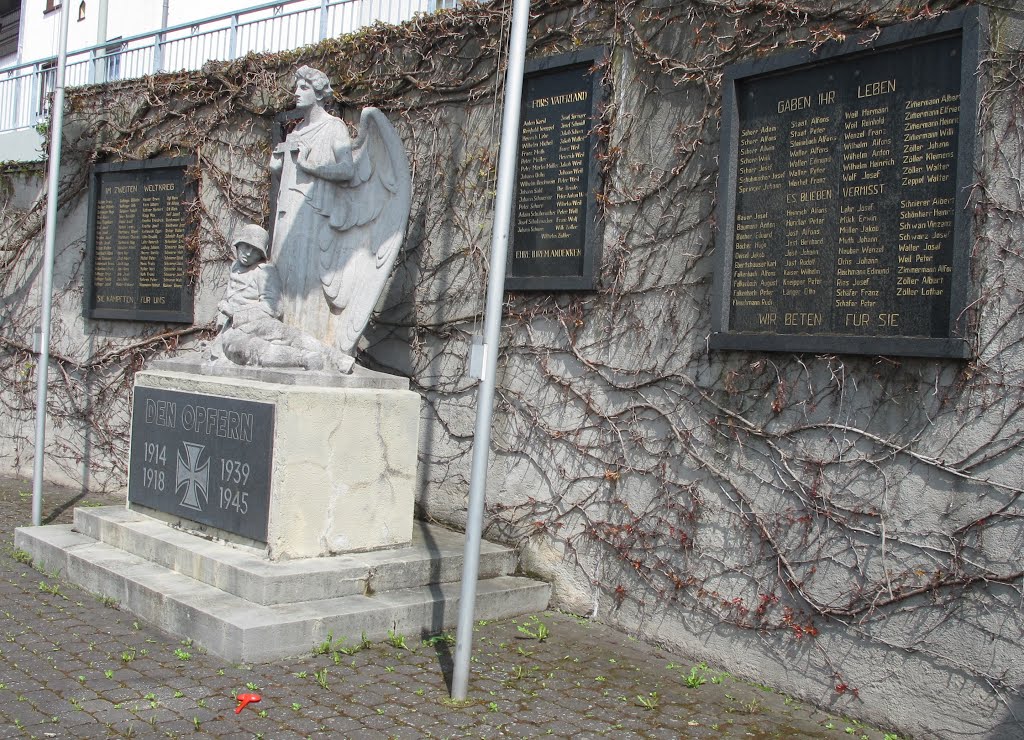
[16,517,549,664]
[150,357,412,389]
[67,506,517,604]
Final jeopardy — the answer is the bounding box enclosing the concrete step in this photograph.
[15,522,550,664]
[70,506,517,605]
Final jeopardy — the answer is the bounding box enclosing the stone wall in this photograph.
[2,1,1023,736]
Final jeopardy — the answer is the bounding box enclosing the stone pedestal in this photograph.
[130,366,420,560]
[12,365,550,663]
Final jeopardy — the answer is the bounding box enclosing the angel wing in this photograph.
[318,108,411,354]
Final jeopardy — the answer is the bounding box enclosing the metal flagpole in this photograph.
[451,0,531,702]
[31,0,73,526]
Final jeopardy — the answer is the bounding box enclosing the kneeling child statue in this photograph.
[209,224,354,373]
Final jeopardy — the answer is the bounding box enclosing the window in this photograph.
[104,38,123,81]
[36,60,55,118]
[0,7,19,58]
[44,0,61,14]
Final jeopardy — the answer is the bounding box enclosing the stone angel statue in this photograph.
[269,64,411,372]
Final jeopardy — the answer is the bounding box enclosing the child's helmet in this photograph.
[232,224,270,258]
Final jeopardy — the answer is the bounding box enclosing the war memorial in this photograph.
[2,1,1023,737]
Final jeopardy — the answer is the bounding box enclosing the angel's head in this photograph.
[293,65,333,110]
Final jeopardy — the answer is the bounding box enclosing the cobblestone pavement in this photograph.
[0,476,899,739]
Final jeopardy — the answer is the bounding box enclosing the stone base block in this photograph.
[131,369,419,560]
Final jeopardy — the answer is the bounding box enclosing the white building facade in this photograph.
[0,0,454,160]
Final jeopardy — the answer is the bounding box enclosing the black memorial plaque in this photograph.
[84,157,196,323]
[128,387,274,543]
[711,8,982,357]
[507,48,605,291]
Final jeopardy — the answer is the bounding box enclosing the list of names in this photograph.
[509,59,597,289]
[88,163,193,322]
[727,31,964,340]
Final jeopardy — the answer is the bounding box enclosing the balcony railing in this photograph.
[0,0,458,135]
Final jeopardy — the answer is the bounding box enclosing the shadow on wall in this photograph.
[991,699,1024,740]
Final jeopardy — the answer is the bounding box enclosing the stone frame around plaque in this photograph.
[505,46,606,292]
[83,156,197,324]
[710,7,984,358]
